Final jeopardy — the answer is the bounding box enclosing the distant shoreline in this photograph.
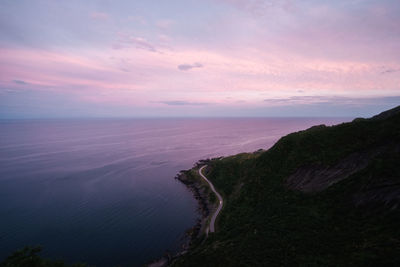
[147,159,217,267]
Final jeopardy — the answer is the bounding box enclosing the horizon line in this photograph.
[0,116,356,120]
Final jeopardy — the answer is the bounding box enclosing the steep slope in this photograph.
[174,106,400,266]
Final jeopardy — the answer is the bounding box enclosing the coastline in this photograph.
[147,159,216,267]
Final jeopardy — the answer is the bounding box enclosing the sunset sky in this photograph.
[0,0,399,118]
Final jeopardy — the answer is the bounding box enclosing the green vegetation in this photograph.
[181,167,217,204]
[174,106,400,266]
[3,107,399,266]
[0,247,88,267]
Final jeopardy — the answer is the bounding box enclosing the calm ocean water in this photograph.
[0,118,349,266]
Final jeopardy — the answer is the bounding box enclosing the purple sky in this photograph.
[0,0,399,118]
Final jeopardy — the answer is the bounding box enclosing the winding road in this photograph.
[199,165,223,233]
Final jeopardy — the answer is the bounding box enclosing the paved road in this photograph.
[199,165,223,233]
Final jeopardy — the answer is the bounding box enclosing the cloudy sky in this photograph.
[0,0,399,118]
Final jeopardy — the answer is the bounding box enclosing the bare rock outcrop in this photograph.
[286,145,388,192]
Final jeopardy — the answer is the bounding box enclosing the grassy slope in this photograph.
[175,108,400,266]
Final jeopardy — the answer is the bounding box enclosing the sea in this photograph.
[0,118,349,266]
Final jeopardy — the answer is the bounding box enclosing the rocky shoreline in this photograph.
[147,160,215,267]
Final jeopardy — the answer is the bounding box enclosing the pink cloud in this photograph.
[90,12,109,20]
[113,33,159,52]
[1,41,399,108]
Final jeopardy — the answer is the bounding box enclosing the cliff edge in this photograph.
[174,105,400,266]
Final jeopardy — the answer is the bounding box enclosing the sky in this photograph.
[0,0,399,118]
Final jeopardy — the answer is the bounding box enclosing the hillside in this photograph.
[174,106,400,266]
